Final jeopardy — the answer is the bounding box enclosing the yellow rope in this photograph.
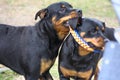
[69,27,94,52]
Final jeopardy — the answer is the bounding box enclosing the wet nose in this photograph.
[77,10,82,17]
[77,10,82,13]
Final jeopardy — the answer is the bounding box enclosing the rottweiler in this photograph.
[0,2,82,80]
[58,18,108,80]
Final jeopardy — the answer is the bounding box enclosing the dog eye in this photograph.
[91,29,97,34]
[59,7,66,13]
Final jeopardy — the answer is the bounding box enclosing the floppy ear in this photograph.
[35,9,48,20]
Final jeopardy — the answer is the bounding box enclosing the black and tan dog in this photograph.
[58,18,108,80]
[0,2,82,80]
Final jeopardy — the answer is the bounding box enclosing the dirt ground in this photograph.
[0,0,119,27]
[0,0,42,26]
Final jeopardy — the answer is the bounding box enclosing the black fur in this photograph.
[58,18,109,80]
[0,2,82,80]
[104,27,116,41]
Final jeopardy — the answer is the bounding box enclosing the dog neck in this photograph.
[35,20,63,56]
[36,20,59,39]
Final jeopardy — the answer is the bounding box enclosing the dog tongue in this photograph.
[68,18,78,29]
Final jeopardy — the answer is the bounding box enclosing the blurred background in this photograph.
[0,0,119,80]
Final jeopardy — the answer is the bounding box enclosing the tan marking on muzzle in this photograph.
[52,11,78,26]
[52,16,69,39]
[52,11,78,40]
[84,37,104,48]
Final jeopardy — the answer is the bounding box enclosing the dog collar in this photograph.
[69,27,101,53]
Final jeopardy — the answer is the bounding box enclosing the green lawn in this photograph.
[0,70,16,80]
[0,0,119,80]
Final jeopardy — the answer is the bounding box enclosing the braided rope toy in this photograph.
[69,27,101,53]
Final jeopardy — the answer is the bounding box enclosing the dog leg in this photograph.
[39,71,53,80]
[39,76,45,80]
[93,66,99,80]
[59,74,70,80]
[25,75,39,80]
[44,71,53,80]
[47,74,53,80]
[60,76,70,80]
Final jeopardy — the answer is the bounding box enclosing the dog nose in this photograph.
[77,10,82,13]
[72,9,82,15]
[77,10,82,16]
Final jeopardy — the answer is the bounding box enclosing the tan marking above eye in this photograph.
[61,4,65,8]
[96,26,105,32]
[60,66,93,79]
[96,26,99,31]
[80,32,86,37]
[102,27,105,32]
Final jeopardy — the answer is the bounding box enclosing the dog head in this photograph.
[35,2,82,39]
[78,18,106,50]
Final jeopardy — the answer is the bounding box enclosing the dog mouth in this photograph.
[88,42,97,48]
[76,17,82,26]
[87,42,104,50]
[63,17,82,29]
[63,10,82,29]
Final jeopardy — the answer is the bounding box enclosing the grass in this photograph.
[0,0,119,80]
[1,0,119,27]
[0,70,17,80]
[3,0,115,17]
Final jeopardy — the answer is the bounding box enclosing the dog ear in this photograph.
[35,9,48,20]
